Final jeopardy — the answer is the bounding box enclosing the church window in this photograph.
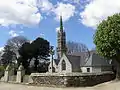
[52,67,55,72]
[62,60,66,70]
[87,68,90,72]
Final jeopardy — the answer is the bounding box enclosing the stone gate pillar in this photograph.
[16,64,25,83]
[4,64,11,82]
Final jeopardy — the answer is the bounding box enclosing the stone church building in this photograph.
[48,16,112,73]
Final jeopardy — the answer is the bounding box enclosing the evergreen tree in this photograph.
[1,45,16,66]
[31,37,50,71]
[18,37,50,72]
[18,42,32,71]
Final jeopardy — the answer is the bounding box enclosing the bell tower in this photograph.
[57,16,67,59]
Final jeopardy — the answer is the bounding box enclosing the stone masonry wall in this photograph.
[31,72,115,87]
[8,75,16,82]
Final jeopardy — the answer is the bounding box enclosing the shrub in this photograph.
[0,66,5,72]
[0,65,5,78]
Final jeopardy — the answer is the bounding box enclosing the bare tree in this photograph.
[6,36,29,58]
[67,41,90,65]
[91,47,96,50]
[67,41,89,54]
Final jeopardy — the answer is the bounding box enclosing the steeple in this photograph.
[57,16,67,59]
[60,16,63,31]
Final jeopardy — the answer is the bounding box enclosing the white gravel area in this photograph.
[0,81,119,90]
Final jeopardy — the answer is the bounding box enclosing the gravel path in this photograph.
[0,81,119,90]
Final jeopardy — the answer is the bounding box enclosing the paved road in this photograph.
[0,81,119,90]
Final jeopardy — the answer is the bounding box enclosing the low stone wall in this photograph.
[23,75,30,83]
[31,72,115,87]
[8,75,16,82]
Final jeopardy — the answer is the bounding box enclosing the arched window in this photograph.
[87,68,90,72]
[62,60,66,70]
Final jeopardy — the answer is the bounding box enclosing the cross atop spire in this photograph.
[60,16,63,31]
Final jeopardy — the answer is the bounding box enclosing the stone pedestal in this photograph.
[16,64,25,83]
[4,64,11,82]
[4,70,9,82]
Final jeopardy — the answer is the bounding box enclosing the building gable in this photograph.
[58,53,72,73]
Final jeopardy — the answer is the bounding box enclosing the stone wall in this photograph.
[23,75,30,83]
[8,75,16,82]
[31,72,115,87]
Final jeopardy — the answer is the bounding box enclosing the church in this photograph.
[48,16,112,73]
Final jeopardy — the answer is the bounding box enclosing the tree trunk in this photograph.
[115,60,120,80]
[34,58,39,72]
[28,58,32,66]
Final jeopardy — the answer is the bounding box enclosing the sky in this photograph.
[0,0,120,51]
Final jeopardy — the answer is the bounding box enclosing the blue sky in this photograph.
[0,0,119,50]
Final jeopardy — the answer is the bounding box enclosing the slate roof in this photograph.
[67,50,111,67]
[62,55,80,66]
[67,51,92,66]
[84,53,111,66]
[53,50,110,67]
[66,55,81,66]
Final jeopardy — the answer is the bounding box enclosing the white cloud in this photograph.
[80,0,120,28]
[56,27,65,32]
[0,0,42,26]
[37,1,76,21]
[53,3,76,22]
[37,0,53,12]
[19,31,24,34]
[9,30,19,37]
[0,47,4,51]
[0,0,76,26]
[56,27,60,32]
[40,33,45,38]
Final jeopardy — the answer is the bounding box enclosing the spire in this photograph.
[60,16,63,31]
[57,15,67,59]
